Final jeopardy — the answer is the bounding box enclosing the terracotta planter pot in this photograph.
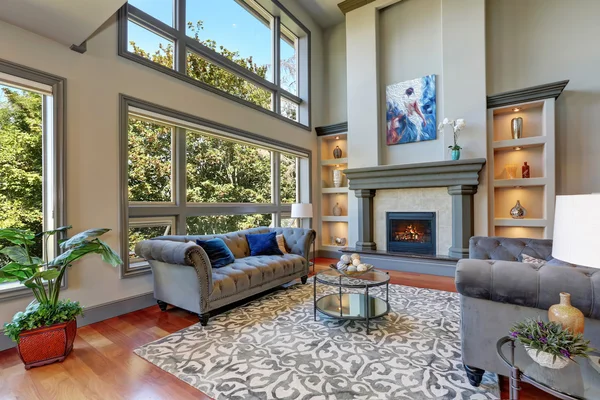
[16,319,77,369]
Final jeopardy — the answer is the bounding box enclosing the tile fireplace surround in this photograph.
[343,158,486,258]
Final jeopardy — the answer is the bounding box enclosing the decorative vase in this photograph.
[524,346,570,369]
[332,202,342,216]
[333,146,342,159]
[17,319,77,369]
[510,200,527,219]
[506,164,518,179]
[451,149,461,160]
[511,117,523,139]
[332,169,343,188]
[549,292,585,334]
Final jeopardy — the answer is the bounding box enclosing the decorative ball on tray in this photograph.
[330,254,374,276]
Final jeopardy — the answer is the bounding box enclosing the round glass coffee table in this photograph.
[313,269,390,334]
[497,336,600,400]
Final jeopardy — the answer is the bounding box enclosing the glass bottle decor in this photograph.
[522,162,530,178]
[332,202,342,216]
[510,200,527,219]
[333,146,342,159]
[506,164,518,179]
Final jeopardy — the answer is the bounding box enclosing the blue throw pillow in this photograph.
[196,238,235,269]
[246,232,284,256]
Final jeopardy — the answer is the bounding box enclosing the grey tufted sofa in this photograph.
[135,227,316,325]
[456,236,600,386]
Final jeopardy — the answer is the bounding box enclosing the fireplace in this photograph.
[386,212,436,255]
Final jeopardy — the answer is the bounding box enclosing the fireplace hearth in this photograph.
[387,212,436,255]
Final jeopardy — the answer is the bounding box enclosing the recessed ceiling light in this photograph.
[512,107,521,112]
[514,146,522,151]
[335,136,340,140]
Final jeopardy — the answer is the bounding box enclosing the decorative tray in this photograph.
[329,263,374,277]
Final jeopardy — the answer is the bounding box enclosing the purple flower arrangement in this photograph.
[510,318,593,361]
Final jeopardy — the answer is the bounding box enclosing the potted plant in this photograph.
[0,226,122,369]
[510,318,594,369]
[438,118,466,160]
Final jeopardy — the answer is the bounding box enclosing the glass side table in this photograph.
[497,336,600,400]
[313,269,390,334]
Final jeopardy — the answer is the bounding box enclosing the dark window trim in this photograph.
[0,59,67,301]
[118,2,311,131]
[119,94,312,277]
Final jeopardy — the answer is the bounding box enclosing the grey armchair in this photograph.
[455,236,600,386]
[135,227,316,325]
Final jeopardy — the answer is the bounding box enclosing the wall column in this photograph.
[355,189,377,250]
[448,185,477,258]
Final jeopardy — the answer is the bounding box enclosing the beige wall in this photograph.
[487,0,600,194]
[0,0,323,328]
[323,22,347,125]
[379,0,443,165]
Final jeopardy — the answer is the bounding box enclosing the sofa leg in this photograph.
[301,275,308,284]
[199,313,210,326]
[157,300,168,312]
[464,364,485,387]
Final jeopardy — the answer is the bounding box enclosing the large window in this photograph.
[0,61,65,299]
[120,0,310,129]
[121,96,310,277]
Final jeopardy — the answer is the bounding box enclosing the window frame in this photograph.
[120,95,312,277]
[0,59,66,301]
[118,0,311,130]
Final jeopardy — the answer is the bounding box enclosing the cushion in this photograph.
[519,254,575,268]
[196,238,235,269]
[276,234,288,254]
[246,232,284,256]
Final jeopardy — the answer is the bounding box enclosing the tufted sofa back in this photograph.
[153,227,315,259]
[469,236,553,261]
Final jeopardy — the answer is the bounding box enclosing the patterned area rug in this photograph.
[135,279,499,399]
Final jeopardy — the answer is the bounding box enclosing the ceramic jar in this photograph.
[451,149,461,161]
[549,292,585,334]
[333,146,342,159]
[332,202,342,216]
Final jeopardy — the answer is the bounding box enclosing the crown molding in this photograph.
[487,80,569,109]
[338,0,376,15]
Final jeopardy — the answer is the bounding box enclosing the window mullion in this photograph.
[280,89,302,105]
[185,37,278,93]
[272,17,281,114]
[175,0,187,73]
[272,152,280,207]
[175,126,187,235]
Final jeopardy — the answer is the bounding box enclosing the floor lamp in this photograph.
[291,203,315,272]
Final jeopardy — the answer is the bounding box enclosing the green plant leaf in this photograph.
[0,246,42,266]
[60,228,111,250]
[97,239,123,267]
[35,225,72,238]
[38,269,61,281]
[0,228,35,246]
[49,242,102,267]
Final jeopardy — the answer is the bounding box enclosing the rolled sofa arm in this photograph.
[271,227,316,259]
[135,240,213,309]
[456,259,600,319]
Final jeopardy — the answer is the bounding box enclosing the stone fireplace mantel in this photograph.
[343,158,486,258]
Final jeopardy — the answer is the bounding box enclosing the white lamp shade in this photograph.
[291,203,313,218]
[552,194,600,268]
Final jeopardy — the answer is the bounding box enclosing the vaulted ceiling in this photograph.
[0,0,126,48]
[296,0,345,28]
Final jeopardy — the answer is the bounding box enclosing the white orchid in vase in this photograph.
[438,118,466,151]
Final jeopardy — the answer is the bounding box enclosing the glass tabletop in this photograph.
[497,337,600,399]
[316,293,389,320]
[315,268,390,288]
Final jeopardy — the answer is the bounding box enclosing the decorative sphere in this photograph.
[340,255,351,264]
[350,253,361,260]
[352,258,361,266]
[357,264,368,272]
[336,261,347,270]
[347,265,357,272]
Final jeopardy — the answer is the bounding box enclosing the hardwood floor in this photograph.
[0,258,555,400]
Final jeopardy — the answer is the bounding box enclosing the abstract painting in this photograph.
[386,74,436,146]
